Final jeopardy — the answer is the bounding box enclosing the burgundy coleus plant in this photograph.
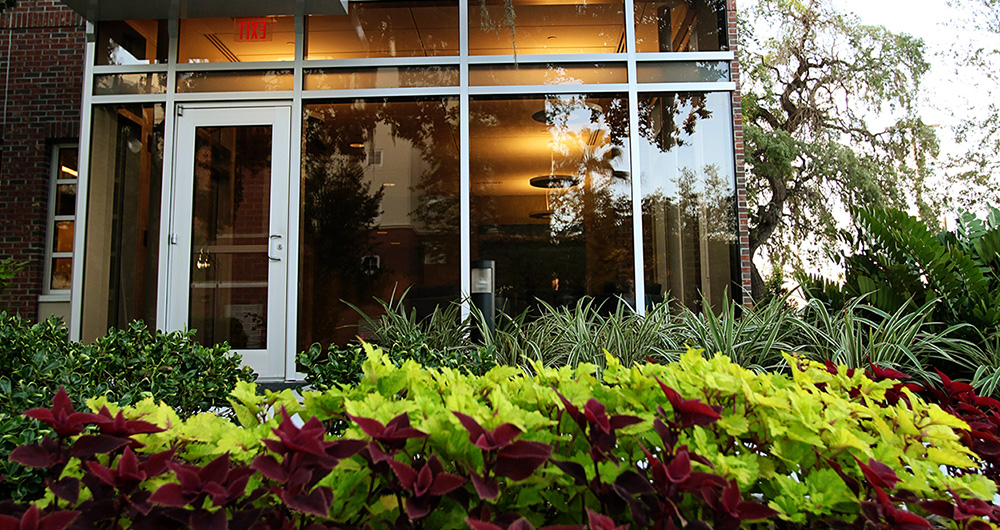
[0,505,79,530]
[551,394,647,519]
[251,408,365,518]
[554,393,642,463]
[701,479,779,530]
[148,453,261,530]
[853,456,933,530]
[921,490,999,530]
[348,412,429,464]
[452,412,552,500]
[387,454,466,519]
[861,486,932,530]
[654,379,722,429]
[465,516,583,530]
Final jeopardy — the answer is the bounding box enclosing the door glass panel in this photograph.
[189,125,272,349]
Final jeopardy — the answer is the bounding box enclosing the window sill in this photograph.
[38,293,70,303]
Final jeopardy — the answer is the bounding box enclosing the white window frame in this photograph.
[42,143,80,300]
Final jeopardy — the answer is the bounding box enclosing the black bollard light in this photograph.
[470,260,495,343]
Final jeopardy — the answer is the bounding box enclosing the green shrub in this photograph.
[0,257,26,309]
[14,346,992,529]
[0,313,255,501]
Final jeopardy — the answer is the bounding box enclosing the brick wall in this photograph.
[0,0,85,318]
[727,0,752,305]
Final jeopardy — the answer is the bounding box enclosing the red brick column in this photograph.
[0,0,85,318]
[727,0,752,306]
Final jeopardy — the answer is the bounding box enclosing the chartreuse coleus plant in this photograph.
[3,345,997,530]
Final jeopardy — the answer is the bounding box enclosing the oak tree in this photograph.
[740,0,939,298]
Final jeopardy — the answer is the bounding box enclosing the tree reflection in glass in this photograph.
[638,92,739,312]
[470,94,634,316]
[299,98,460,349]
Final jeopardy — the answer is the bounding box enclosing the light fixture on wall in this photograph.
[532,100,603,126]
[530,174,580,189]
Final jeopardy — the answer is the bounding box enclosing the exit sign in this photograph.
[234,18,271,42]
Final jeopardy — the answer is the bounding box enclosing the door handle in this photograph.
[268,234,284,262]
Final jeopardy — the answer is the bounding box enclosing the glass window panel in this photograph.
[470,94,634,315]
[300,98,461,349]
[58,148,78,179]
[471,0,625,55]
[55,185,76,216]
[189,125,273,350]
[53,221,74,252]
[94,73,168,95]
[82,104,164,341]
[470,63,627,86]
[306,2,459,59]
[634,0,728,52]
[96,20,168,65]
[179,16,295,63]
[176,70,294,93]
[304,67,459,90]
[636,61,729,83]
[638,92,737,312]
[50,258,73,291]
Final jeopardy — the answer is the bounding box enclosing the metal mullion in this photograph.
[300,87,460,99]
[467,84,630,95]
[634,51,735,62]
[286,6,306,380]
[638,82,737,92]
[90,94,168,104]
[175,61,296,72]
[303,56,461,68]
[156,17,179,332]
[467,53,627,64]
[460,0,470,320]
[173,91,296,101]
[93,64,170,74]
[69,23,96,341]
[625,0,646,314]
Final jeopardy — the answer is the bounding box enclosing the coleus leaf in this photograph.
[46,477,80,504]
[666,449,691,483]
[9,444,55,469]
[855,457,900,490]
[0,505,79,530]
[586,508,629,530]
[23,387,102,438]
[552,460,587,486]
[494,440,552,480]
[280,486,332,517]
[453,412,523,451]
[655,378,722,428]
[190,509,227,530]
[349,413,428,453]
[469,471,499,500]
[69,434,130,459]
[92,407,164,438]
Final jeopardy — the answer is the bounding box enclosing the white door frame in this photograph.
[166,103,292,380]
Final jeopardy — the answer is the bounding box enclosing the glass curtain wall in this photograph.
[299,98,461,349]
[81,104,164,341]
[637,92,737,311]
[79,0,740,347]
[470,94,635,315]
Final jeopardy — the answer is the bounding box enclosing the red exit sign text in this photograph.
[234,18,271,42]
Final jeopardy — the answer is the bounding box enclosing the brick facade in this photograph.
[0,0,85,317]
[727,0,752,305]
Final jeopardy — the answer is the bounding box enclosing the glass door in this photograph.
[167,105,291,380]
